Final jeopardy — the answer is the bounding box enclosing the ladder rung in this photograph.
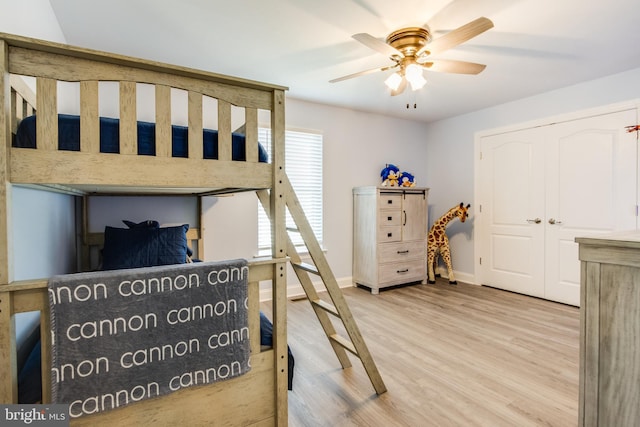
[329,334,358,357]
[311,298,339,317]
[291,261,319,275]
[286,227,300,233]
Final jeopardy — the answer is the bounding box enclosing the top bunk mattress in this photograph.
[13,114,268,162]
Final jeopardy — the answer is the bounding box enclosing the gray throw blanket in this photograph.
[49,259,250,418]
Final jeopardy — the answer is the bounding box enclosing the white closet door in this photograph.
[478,127,546,298]
[478,107,637,306]
[544,109,637,305]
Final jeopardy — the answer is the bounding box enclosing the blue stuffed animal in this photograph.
[380,164,400,186]
[399,171,416,187]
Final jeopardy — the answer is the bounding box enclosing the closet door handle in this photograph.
[548,218,563,225]
[527,218,542,224]
[403,210,407,226]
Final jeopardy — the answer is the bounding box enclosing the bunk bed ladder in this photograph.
[257,178,387,395]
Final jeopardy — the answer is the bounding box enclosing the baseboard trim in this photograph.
[259,270,478,301]
[435,267,477,285]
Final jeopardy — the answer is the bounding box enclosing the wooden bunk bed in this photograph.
[0,32,386,426]
[0,32,290,426]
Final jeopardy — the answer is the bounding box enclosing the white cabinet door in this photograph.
[478,107,638,306]
[402,191,427,241]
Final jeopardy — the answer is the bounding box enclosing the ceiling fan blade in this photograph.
[421,59,487,75]
[417,17,493,56]
[390,78,407,96]
[353,32,404,58]
[329,64,396,83]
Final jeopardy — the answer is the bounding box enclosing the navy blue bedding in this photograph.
[13,114,268,162]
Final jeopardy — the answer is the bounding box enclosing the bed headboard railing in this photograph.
[6,34,283,162]
[19,75,262,162]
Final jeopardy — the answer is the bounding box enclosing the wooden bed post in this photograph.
[0,39,18,403]
[270,89,288,425]
[197,195,205,260]
[0,42,11,284]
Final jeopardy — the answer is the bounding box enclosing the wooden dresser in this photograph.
[576,231,640,426]
[353,186,428,294]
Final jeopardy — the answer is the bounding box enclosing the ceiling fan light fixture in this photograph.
[330,17,493,96]
[405,63,427,91]
[408,74,426,91]
[384,72,403,91]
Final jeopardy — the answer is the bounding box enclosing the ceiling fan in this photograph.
[330,17,494,95]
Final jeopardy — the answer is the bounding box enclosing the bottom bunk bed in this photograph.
[2,197,291,426]
[3,254,289,426]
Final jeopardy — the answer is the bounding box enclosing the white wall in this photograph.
[0,0,66,41]
[425,67,640,283]
[12,187,76,280]
[88,197,198,233]
[286,98,430,279]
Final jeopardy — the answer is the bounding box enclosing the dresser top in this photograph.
[576,230,640,249]
[577,231,640,267]
[353,186,430,195]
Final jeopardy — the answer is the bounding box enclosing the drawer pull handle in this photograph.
[397,269,409,273]
[387,200,393,204]
[387,232,393,238]
[397,250,409,254]
[387,216,392,221]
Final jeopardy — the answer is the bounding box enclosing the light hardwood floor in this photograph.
[272,279,580,427]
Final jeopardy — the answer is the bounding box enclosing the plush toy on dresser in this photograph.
[399,171,416,187]
[427,202,471,285]
[380,164,401,186]
[380,164,416,187]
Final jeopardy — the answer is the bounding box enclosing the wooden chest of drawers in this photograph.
[576,231,640,426]
[353,186,429,294]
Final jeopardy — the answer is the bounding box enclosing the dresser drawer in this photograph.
[379,210,402,226]
[377,225,401,243]
[377,193,402,211]
[378,259,426,285]
[378,241,426,262]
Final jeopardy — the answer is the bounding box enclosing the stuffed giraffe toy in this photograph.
[427,202,471,285]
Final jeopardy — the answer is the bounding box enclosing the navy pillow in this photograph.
[102,224,189,270]
[122,219,160,229]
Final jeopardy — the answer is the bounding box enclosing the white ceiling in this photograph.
[49,0,640,123]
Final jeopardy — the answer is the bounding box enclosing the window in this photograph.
[258,128,323,253]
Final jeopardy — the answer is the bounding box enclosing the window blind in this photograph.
[258,128,323,252]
